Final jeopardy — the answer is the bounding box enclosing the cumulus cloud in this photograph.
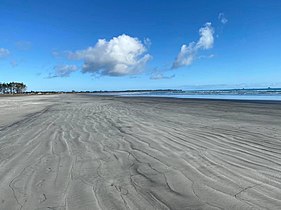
[48,64,78,78]
[150,73,175,80]
[196,23,215,49]
[218,13,228,24]
[173,43,196,68]
[68,34,151,76]
[0,48,10,58]
[172,22,214,69]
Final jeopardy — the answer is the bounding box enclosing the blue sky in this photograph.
[0,0,281,91]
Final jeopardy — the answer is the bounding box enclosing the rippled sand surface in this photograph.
[0,94,281,210]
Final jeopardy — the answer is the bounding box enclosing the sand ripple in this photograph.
[0,95,281,209]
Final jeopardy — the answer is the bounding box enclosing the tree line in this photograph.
[0,82,27,94]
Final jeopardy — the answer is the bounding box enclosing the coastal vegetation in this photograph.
[0,82,27,94]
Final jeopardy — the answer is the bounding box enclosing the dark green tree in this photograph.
[0,82,27,94]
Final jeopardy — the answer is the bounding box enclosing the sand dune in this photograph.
[0,94,281,210]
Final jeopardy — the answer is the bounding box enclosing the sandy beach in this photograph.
[0,94,281,210]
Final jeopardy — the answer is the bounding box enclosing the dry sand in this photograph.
[0,94,281,210]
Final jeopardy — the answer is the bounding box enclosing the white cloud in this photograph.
[218,13,228,24]
[196,22,214,49]
[52,50,60,58]
[48,64,78,78]
[10,60,19,68]
[0,48,10,58]
[198,54,215,59]
[144,38,152,48]
[51,50,69,58]
[150,73,175,80]
[69,34,151,76]
[172,22,214,69]
[15,41,32,50]
[173,43,196,68]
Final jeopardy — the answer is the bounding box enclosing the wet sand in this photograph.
[0,94,281,210]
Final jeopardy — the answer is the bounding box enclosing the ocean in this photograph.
[105,88,281,101]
